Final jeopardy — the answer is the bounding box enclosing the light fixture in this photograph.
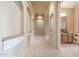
[37,19,43,23]
[60,13,67,17]
[37,16,43,18]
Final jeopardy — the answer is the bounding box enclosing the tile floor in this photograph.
[25,35,79,57]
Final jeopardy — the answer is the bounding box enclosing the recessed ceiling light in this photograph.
[60,13,67,17]
[37,16,43,18]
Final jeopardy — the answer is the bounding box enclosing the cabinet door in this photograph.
[61,33,68,43]
[63,33,68,43]
[68,33,73,43]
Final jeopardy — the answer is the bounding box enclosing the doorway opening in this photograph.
[60,1,79,47]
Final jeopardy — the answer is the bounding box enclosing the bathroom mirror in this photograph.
[60,16,67,32]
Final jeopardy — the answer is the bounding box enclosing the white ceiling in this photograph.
[61,1,79,8]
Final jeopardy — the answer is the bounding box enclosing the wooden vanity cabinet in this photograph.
[61,32,73,43]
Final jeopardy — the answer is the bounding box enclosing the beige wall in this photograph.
[60,8,74,33]
[74,5,79,36]
[0,2,21,38]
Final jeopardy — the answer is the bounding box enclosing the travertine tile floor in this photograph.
[26,46,78,57]
[25,36,79,57]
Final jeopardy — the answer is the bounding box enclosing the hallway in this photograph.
[0,1,79,57]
